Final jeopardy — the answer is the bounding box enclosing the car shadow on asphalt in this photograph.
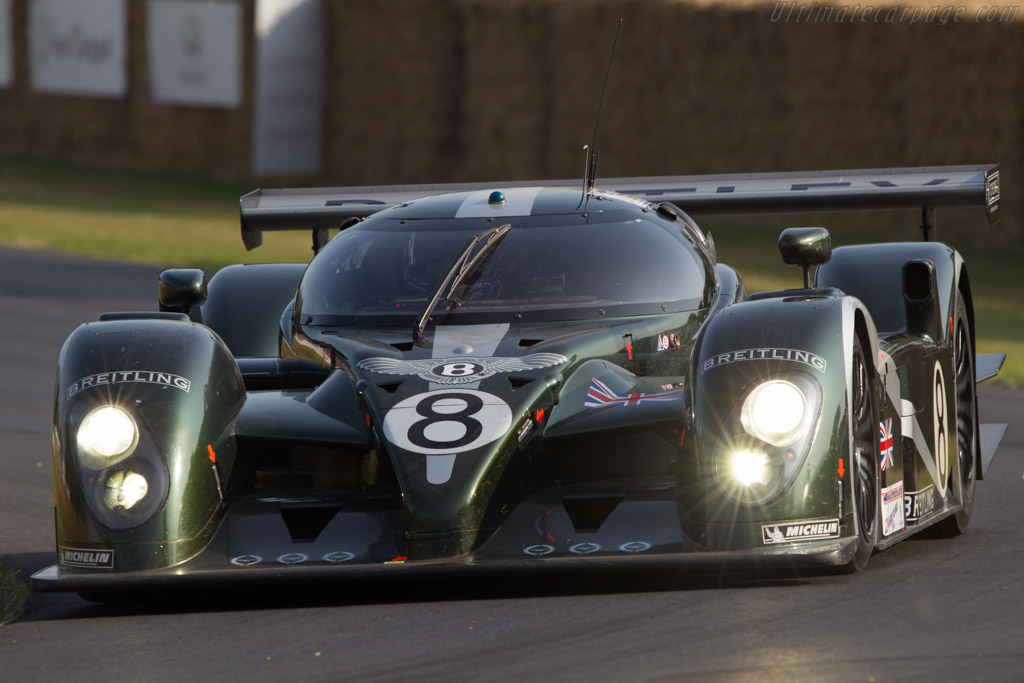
[10,556,829,623]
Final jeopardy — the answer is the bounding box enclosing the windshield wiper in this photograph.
[412,223,511,340]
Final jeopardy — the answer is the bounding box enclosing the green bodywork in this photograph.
[45,207,978,578]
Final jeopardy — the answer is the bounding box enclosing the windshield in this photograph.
[297,213,712,326]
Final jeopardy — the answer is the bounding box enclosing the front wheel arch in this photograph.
[840,326,879,573]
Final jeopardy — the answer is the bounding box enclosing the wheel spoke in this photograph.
[851,352,876,540]
[954,314,976,500]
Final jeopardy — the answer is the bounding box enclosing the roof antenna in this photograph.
[578,18,623,210]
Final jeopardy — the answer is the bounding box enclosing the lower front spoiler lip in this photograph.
[31,537,860,593]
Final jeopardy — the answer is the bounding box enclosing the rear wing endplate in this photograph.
[240,164,999,250]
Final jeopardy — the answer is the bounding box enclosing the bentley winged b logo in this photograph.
[356,353,568,385]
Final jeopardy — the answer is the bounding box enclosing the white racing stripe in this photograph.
[424,324,511,484]
[454,188,542,218]
[429,324,511,390]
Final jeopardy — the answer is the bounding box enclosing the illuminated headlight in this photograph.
[731,451,770,486]
[103,471,149,510]
[717,448,783,503]
[70,402,169,529]
[741,380,809,447]
[77,405,138,461]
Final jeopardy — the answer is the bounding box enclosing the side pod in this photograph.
[53,317,245,572]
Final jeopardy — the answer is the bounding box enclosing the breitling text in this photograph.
[68,371,191,399]
[702,348,826,373]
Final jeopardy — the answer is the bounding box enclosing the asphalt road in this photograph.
[1,246,1023,682]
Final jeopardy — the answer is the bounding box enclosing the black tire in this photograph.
[934,296,976,537]
[840,337,879,573]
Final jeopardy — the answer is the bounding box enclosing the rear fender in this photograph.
[53,318,244,571]
[816,242,959,341]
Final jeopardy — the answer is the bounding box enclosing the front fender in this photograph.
[53,318,244,571]
[691,295,877,548]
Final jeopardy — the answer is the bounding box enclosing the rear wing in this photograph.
[239,164,999,250]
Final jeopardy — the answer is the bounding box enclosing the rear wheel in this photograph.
[934,296,976,537]
[841,338,879,573]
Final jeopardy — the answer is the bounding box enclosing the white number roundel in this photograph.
[382,389,513,455]
[933,361,949,496]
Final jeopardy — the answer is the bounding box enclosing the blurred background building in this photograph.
[0,0,1019,234]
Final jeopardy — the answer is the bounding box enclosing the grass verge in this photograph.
[0,563,29,626]
[0,155,314,273]
[1,154,1019,384]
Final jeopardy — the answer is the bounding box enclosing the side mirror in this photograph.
[779,227,831,288]
[159,269,207,315]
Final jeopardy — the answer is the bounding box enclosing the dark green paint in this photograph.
[54,318,244,571]
[43,193,982,584]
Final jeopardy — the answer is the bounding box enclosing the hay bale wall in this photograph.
[0,0,1019,234]
[324,0,1022,235]
[0,0,255,173]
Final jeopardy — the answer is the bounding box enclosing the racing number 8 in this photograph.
[933,361,948,493]
[407,393,484,449]
[382,389,513,455]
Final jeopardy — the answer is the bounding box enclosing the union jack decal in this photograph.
[585,378,683,409]
[879,418,895,471]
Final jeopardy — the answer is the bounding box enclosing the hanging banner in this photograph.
[0,0,11,88]
[252,0,323,175]
[148,0,243,108]
[28,0,127,97]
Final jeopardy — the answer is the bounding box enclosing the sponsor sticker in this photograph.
[323,551,355,564]
[702,348,827,374]
[68,370,191,399]
[523,544,556,556]
[276,553,308,565]
[986,168,1000,212]
[59,546,114,569]
[882,481,906,537]
[619,541,651,553]
[590,189,652,209]
[904,485,936,523]
[879,418,895,471]
[516,418,534,446]
[569,542,601,555]
[762,518,840,545]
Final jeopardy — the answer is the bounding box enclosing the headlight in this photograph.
[741,380,809,447]
[77,405,138,464]
[731,450,770,486]
[711,374,822,506]
[103,471,149,510]
[70,402,169,530]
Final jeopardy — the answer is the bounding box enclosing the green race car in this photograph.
[33,165,1006,599]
